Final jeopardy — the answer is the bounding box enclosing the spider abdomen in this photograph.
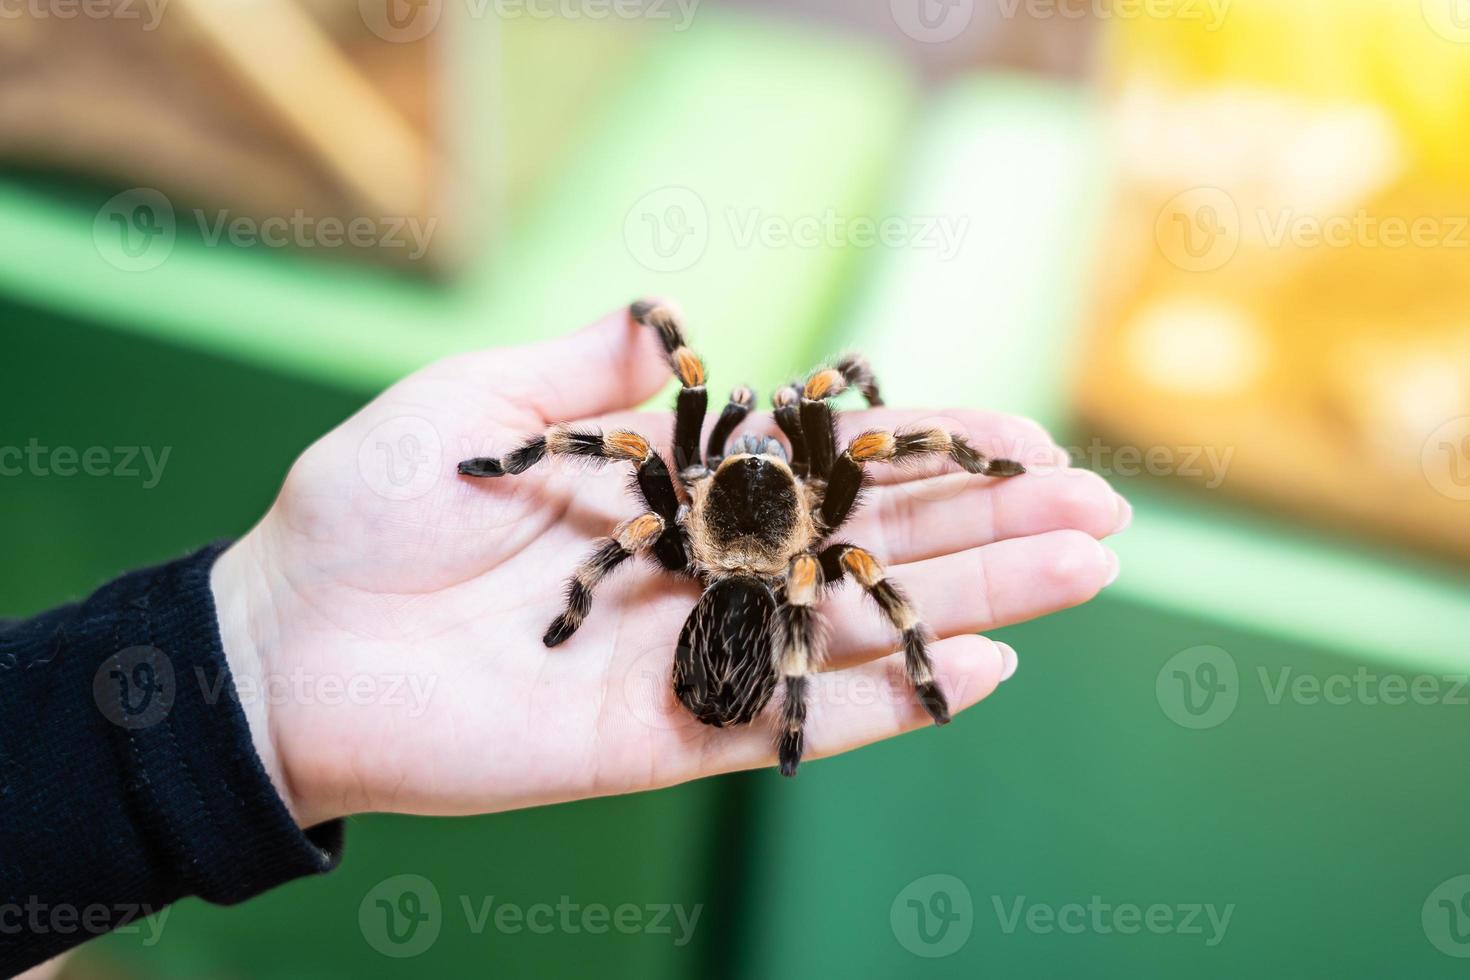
[673,577,777,728]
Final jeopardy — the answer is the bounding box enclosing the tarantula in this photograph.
[458,302,1025,775]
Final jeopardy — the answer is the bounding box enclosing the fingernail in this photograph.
[1103,547,1121,587]
[1113,495,1133,534]
[998,642,1018,682]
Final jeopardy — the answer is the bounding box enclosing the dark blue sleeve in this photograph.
[0,543,343,974]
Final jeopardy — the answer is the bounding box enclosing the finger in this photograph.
[698,634,1009,777]
[820,530,1117,670]
[848,467,1129,566]
[441,303,674,423]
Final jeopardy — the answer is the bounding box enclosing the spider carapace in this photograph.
[459,302,1025,776]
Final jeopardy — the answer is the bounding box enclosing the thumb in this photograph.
[493,301,677,423]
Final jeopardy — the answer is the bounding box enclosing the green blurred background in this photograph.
[5,1,1470,977]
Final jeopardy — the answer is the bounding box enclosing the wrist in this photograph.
[211,531,335,828]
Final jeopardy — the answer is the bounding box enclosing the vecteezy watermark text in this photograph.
[93,188,437,272]
[193,210,436,260]
[0,898,169,946]
[458,895,701,944]
[195,665,439,718]
[1157,187,1470,273]
[0,440,170,489]
[1158,645,1470,731]
[726,208,969,261]
[1259,666,1470,708]
[993,896,1234,947]
[358,875,702,958]
[0,0,168,30]
[359,0,699,43]
[86,646,439,731]
[996,0,1229,29]
[889,875,1234,957]
[1061,438,1234,489]
[480,0,697,25]
[623,187,971,272]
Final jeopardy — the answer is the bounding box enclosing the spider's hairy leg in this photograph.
[798,373,840,479]
[457,434,550,478]
[631,300,708,475]
[705,384,755,468]
[774,554,825,777]
[819,544,950,726]
[833,353,884,407]
[544,513,666,647]
[459,426,683,537]
[796,354,884,480]
[819,427,1027,532]
[773,385,808,478]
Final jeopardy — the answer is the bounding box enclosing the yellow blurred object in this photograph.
[1076,0,1470,558]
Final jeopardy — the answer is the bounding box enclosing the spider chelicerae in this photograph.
[458,301,1025,776]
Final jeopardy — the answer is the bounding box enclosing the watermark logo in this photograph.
[1158,187,1470,271]
[891,874,973,958]
[624,186,710,274]
[194,665,439,717]
[623,641,701,732]
[95,188,436,269]
[891,0,974,43]
[632,645,982,734]
[623,187,969,272]
[1156,187,1240,273]
[361,874,443,958]
[360,0,442,41]
[1165,656,1470,725]
[358,416,443,501]
[726,208,969,261]
[1424,875,1470,957]
[1422,416,1470,501]
[1423,0,1470,43]
[94,188,176,272]
[193,210,436,259]
[1156,645,1238,730]
[93,646,175,729]
[361,883,699,952]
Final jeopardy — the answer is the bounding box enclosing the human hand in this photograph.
[211,305,1129,827]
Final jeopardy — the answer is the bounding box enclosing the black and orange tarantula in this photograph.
[458,302,1025,775]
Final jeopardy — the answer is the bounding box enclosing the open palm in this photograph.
[212,306,1127,827]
